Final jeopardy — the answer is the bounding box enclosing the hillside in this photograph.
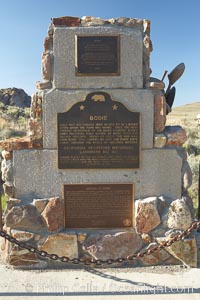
[0,88,31,108]
[0,88,30,140]
[166,102,200,127]
[166,102,200,216]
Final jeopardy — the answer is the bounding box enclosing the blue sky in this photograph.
[0,0,199,107]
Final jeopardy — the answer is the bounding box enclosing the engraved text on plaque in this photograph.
[64,183,134,228]
[57,92,140,169]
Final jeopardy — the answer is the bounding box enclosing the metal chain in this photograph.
[0,220,200,266]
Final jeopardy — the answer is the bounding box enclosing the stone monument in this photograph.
[0,16,197,268]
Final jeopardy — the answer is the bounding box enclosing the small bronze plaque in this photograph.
[57,92,140,169]
[64,184,134,228]
[76,35,120,75]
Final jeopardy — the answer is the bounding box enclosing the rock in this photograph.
[28,119,43,141]
[8,252,39,267]
[52,16,81,27]
[3,183,14,197]
[82,18,106,26]
[41,197,64,232]
[126,18,143,27]
[154,134,167,148]
[135,197,161,234]
[116,17,130,25]
[167,198,192,230]
[156,237,197,267]
[32,198,48,212]
[33,198,48,213]
[42,52,52,81]
[38,233,78,258]
[0,88,31,108]
[164,126,187,146]
[82,230,143,260]
[77,233,87,244]
[30,92,42,120]
[0,137,32,151]
[43,36,53,53]
[147,79,165,90]
[182,161,192,191]
[11,229,40,242]
[143,19,150,33]
[6,198,22,211]
[140,242,171,266]
[143,35,153,56]
[36,81,52,90]
[154,94,166,133]
[1,158,13,182]
[1,150,12,160]
[141,233,152,243]
[5,205,44,231]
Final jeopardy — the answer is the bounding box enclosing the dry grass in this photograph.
[166,102,200,127]
[167,102,200,216]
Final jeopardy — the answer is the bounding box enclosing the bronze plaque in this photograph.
[64,183,134,228]
[57,92,140,169]
[76,35,120,75]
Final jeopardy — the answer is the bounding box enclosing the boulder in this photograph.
[165,126,187,146]
[157,237,197,267]
[154,94,166,133]
[135,197,161,234]
[5,205,44,231]
[33,198,48,213]
[41,197,64,232]
[38,233,78,258]
[167,198,192,230]
[82,230,143,260]
[154,134,167,148]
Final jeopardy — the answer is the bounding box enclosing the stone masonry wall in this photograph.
[0,16,196,268]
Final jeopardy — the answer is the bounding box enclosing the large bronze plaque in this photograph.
[76,35,120,75]
[64,184,134,228]
[57,92,140,169]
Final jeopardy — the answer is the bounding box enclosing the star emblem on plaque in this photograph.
[57,92,140,169]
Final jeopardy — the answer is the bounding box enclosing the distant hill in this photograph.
[0,88,31,108]
[166,102,200,127]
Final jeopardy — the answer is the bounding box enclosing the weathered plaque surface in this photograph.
[64,184,133,228]
[57,92,140,169]
[76,35,120,75]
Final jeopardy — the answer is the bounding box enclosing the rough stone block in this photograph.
[156,237,197,267]
[154,94,166,133]
[43,88,154,149]
[12,148,182,200]
[38,233,78,258]
[82,229,143,260]
[167,198,192,230]
[5,205,45,231]
[135,197,161,233]
[41,197,64,232]
[165,126,187,146]
[53,26,143,89]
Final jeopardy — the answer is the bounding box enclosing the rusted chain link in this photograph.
[0,220,200,266]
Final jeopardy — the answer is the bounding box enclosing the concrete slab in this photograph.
[53,26,143,89]
[0,263,199,300]
[12,148,182,200]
